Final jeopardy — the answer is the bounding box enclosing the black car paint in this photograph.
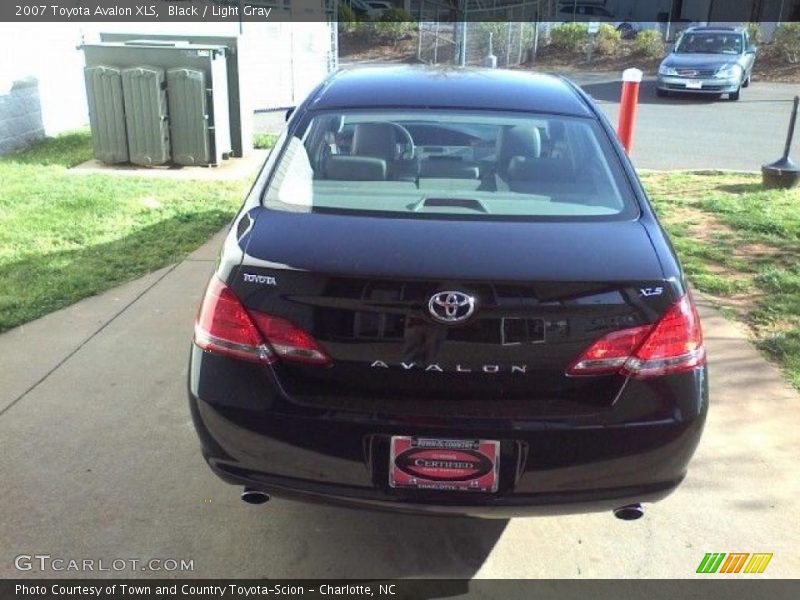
[188,67,707,517]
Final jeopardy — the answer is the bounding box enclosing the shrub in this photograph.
[338,3,358,25]
[744,22,762,44]
[774,23,800,63]
[338,3,367,39]
[594,24,622,56]
[373,8,415,45]
[550,22,589,54]
[253,133,277,150]
[520,23,536,52]
[633,29,665,58]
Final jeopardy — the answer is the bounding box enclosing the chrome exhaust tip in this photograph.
[241,487,270,505]
[613,503,644,521]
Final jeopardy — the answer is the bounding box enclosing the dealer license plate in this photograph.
[389,436,500,492]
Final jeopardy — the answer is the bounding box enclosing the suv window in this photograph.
[263,110,637,221]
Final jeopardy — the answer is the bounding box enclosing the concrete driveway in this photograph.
[1,230,799,580]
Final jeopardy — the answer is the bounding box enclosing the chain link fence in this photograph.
[464,21,535,67]
[414,0,558,68]
[418,20,539,68]
[418,21,459,65]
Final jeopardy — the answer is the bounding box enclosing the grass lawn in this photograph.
[0,130,251,332]
[642,171,800,390]
[254,133,279,150]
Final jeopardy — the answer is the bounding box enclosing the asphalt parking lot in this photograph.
[2,230,799,580]
[573,73,800,171]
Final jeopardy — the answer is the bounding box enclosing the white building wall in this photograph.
[0,21,333,140]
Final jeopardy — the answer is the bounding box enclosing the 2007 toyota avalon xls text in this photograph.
[188,67,708,519]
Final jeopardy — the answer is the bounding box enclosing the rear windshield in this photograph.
[263,109,638,221]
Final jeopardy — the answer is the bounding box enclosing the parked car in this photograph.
[348,0,392,20]
[189,66,708,519]
[657,26,757,101]
[556,2,640,38]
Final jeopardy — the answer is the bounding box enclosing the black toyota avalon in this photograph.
[189,67,707,519]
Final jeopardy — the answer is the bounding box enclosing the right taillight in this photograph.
[194,277,331,367]
[567,294,705,379]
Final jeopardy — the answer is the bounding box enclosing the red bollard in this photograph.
[617,68,643,154]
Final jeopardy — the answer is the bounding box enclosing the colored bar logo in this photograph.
[697,553,773,574]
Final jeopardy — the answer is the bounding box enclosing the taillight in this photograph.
[567,294,705,379]
[194,277,273,363]
[194,277,331,366]
[248,312,332,365]
[566,325,653,376]
[621,294,705,378]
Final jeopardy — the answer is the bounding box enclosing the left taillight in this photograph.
[566,294,705,379]
[193,277,331,366]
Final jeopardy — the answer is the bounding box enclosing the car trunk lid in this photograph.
[230,209,674,414]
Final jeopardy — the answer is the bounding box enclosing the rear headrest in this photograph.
[499,125,541,172]
[548,121,566,140]
[507,156,534,181]
[352,123,397,162]
[507,156,575,182]
[419,159,480,179]
[325,155,387,181]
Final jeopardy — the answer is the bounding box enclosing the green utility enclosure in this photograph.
[81,39,234,167]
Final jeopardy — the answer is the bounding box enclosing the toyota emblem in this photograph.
[428,291,476,324]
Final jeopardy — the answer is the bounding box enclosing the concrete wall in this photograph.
[0,24,88,141]
[0,78,45,155]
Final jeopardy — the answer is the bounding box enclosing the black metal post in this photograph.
[762,95,800,189]
[782,95,799,161]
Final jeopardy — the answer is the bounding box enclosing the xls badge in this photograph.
[640,286,664,297]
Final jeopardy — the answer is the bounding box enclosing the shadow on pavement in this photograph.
[581,79,724,105]
[257,498,509,580]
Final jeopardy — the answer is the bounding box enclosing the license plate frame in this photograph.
[389,436,500,493]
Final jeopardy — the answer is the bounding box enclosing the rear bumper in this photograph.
[206,457,682,518]
[189,346,708,518]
